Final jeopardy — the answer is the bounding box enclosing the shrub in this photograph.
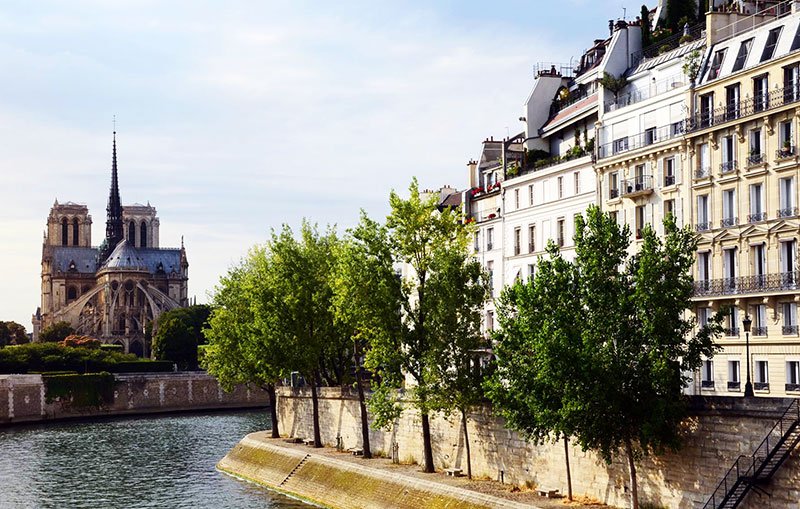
[0,342,144,374]
[100,344,124,353]
[39,321,75,342]
[43,372,115,408]
[62,335,102,349]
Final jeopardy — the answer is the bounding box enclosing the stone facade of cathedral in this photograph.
[32,133,189,355]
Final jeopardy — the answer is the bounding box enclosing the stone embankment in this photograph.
[218,432,541,509]
[274,387,800,509]
[0,372,268,424]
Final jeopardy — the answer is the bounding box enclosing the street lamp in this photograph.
[743,314,754,397]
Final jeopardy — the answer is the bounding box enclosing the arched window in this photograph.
[128,221,136,245]
[61,218,68,246]
[140,221,147,248]
[72,218,79,246]
[67,286,77,301]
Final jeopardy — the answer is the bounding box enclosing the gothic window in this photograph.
[72,218,79,246]
[61,218,68,246]
[128,221,136,245]
[67,286,77,301]
[140,221,147,248]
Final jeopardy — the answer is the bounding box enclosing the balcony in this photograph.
[622,176,653,198]
[747,211,767,223]
[786,383,800,392]
[664,175,675,186]
[701,380,715,389]
[724,327,740,337]
[720,217,738,228]
[609,188,619,199]
[694,167,710,180]
[783,325,799,335]
[630,22,705,67]
[776,145,796,160]
[753,327,768,337]
[727,381,741,391]
[754,382,770,391]
[747,153,765,166]
[598,123,684,160]
[777,207,799,218]
[695,222,711,232]
[693,271,800,297]
[686,83,800,133]
[720,160,738,174]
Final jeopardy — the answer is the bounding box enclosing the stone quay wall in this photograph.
[277,387,800,509]
[0,372,269,425]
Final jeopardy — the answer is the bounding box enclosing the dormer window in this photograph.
[761,27,782,62]
[733,39,752,72]
[708,49,726,80]
[68,260,77,272]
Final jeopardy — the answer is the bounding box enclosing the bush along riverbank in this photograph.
[0,342,174,374]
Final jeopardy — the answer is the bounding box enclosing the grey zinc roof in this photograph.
[103,239,182,274]
[51,247,99,273]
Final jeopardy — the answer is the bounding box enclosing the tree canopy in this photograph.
[153,305,211,370]
[39,321,75,343]
[0,321,28,347]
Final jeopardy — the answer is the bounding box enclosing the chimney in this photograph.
[609,20,614,36]
[467,160,478,188]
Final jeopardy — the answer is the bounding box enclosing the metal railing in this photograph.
[777,207,799,218]
[695,167,711,179]
[603,74,688,112]
[687,83,800,133]
[720,217,738,228]
[693,271,800,297]
[598,123,684,159]
[533,62,575,79]
[630,22,705,68]
[696,222,711,232]
[727,381,741,391]
[777,146,796,159]
[747,153,766,166]
[609,188,619,199]
[747,211,767,223]
[753,326,769,337]
[622,176,654,196]
[783,325,799,335]
[701,380,715,388]
[721,160,738,174]
[664,175,676,186]
[724,327,740,337]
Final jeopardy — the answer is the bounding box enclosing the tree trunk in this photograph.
[625,436,639,509]
[310,372,322,448]
[563,435,573,501]
[354,342,372,459]
[421,411,435,473]
[461,408,472,479]
[267,383,279,438]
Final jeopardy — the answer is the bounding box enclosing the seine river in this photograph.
[0,410,312,508]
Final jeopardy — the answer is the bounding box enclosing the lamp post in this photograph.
[743,314,754,397]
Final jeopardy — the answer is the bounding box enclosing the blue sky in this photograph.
[0,0,648,327]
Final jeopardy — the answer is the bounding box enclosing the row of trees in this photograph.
[204,180,722,509]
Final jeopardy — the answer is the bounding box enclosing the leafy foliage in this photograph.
[0,342,150,374]
[0,321,28,346]
[599,72,628,98]
[39,321,75,343]
[153,305,211,370]
[43,372,115,408]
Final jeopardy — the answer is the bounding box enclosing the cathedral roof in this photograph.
[102,239,182,274]
[50,246,99,273]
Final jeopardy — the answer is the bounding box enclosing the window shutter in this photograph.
[675,155,683,185]
[657,159,664,188]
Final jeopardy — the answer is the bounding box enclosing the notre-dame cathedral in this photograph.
[32,133,189,355]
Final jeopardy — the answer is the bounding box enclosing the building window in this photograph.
[557,176,564,199]
[513,227,521,256]
[787,361,800,390]
[61,218,68,246]
[528,184,534,206]
[754,304,768,336]
[749,183,765,222]
[760,27,782,62]
[725,306,739,336]
[783,302,798,335]
[609,210,618,225]
[72,218,79,247]
[140,221,147,248]
[473,232,480,252]
[701,360,714,388]
[733,39,752,72]
[728,360,741,391]
[722,189,737,227]
[779,120,794,157]
[748,128,763,164]
[785,64,800,102]
[697,194,710,231]
[528,264,535,281]
[486,310,494,332]
[128,220,136,245]
[574,171,580,195]
[721,135,735,173]
[486,228,494,251]
[697,143,710,177]
[781,239,797,276]
[700,94,714,128]
[609,172,619,199]
[556,218,565,247]
[779,177,796,217]
[528,224,535,253]
[514,188,520,210]
[753,243,766,280]
[664,199,675,220]
[698,307,710,327]
[708,49,726,80]
[664,157,676,186]
[698,251,711,287]
[67,286,78,301]
[755,360,769,389]
[725,84,740,120]
[723,247,737,286]
[635,205,645,239]
[753,75,768,112]
[487,261,494,295]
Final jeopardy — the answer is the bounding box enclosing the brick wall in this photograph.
[277,387,800,509]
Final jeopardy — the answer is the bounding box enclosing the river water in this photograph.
[0,410,312,508]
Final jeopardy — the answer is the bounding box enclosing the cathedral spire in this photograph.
[101,131,124,261]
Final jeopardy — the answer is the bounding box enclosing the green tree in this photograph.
[640,5,651,48]
[264,222,344,448]
[204,254,283,437]
[153,305,211,370]
[427,248,488,479]
[367,178,475,474]
[0,321,28,346]
[39,321,75,343]
[665,0,697,33]
[332,213,403,459]
[491,206,722,509]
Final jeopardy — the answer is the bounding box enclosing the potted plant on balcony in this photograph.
[780,140,792,158]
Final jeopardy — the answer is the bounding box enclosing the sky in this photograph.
[0,0,648,328]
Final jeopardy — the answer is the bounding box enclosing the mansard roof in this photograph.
[50,246,99,273]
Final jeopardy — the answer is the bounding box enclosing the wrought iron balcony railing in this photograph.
[687,82,800,133]
[747,153,766,166]
[727,381,741,391]
[664,175,675,186]
[724,327,740,337]
[786,383,800,392]
[753,326,769,337]
[598,123,684,159]
[754,381,770,390]
[622,176,653,196]
[777,207,799,218]
[693,271,800,297]
[720,217,738,228]
[783,325,799,335]
[609,188,619,199]
[695,222,711,232]
[694,167,710,179]
[777,146,796,159]
[701,380,715,389]
[748,211,768,223]
[721,160,737,174]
